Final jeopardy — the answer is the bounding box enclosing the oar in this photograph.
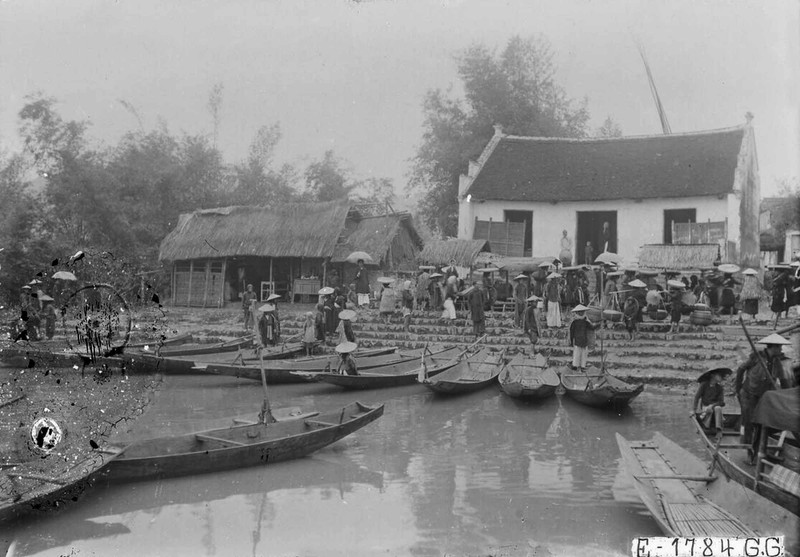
[257,348,275,424]
[635,474,717,483]
[707,430,725,477]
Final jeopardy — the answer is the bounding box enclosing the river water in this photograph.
[3,372,706,557]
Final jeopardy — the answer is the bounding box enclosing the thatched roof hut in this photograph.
[637,244,721,270]
[331,213,422,270]
[417,239,490,267]
[159,200,351,261]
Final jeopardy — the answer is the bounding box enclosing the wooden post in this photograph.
[187,260,194,307]
[290,258,294,303]
[220,258,227,308]
[269,257,274,295]
[171,263,177,306]
[202,261,210,308]
[322,258,327,286]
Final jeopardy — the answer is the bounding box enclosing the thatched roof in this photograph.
[159,201,351,261]
[331,213,422,266]
[417,239,490,267]
[637,244,721,270]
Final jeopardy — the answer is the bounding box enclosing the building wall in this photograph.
[459,195,734,265]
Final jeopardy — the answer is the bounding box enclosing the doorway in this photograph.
[663,208,696,244]
[576,211,617,264]
[505,210,533,256]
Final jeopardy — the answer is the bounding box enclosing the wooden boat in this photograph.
[100,402,384,481]
[617,432,799,554]
[559,366,643,408]
[498,353,560,400]
[126,332,193,349]
[309,346,463,390]
[421,349,506,395]
[692,388,800,517]
[205,345,447,384]
[1,445,122,522]
[148,335,255,357]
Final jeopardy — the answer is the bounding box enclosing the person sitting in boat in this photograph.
[336,309,357,344]
[335,341,359,376]
[568,304,597,372]
[734,333,795,462]
[257,303,280,346]
[692,367,731,432]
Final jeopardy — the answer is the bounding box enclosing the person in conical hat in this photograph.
[257,303,280,346]
[335,309,357,344]
[568,304,597,372]
[523,295,541,347]
[739,268,761,321]
[734,332,795,462]
[335,341,359,376]
[692,367,731,432]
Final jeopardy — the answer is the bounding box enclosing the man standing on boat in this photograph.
[734,333,794,462]
[569,304,597,372]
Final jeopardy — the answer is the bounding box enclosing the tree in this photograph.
[408,35,590,236]
[230,124,300,206]
[595,116,623,138]
[304,150,354,202]
[207,82,224,148]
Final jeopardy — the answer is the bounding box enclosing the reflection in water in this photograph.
[3,374,699,556]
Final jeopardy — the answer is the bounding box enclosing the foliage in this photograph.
[408,35,590,237]
[304,150,355,202]
[230,124,300,206]
[595,116,623,138]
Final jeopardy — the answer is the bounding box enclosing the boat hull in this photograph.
[422,350,506,395]
[499,355,560,400]
[101,402,383,481]
[560,367,643,408]
[692,413,800,516]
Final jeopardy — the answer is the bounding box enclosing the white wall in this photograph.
[459,195,735,265]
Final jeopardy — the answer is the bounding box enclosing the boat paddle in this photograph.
[257,347,276,425]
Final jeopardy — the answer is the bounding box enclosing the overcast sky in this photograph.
[1,0,797,199]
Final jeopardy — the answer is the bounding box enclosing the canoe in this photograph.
[309,346,463,390]
[498,353,561,400]
[421,349,506,395]
[205,345,449,384]
[100,401,384,482]
[559,367,643,408]
[1,445,122,522]
[692,403,800,516]
[126,332,193,349]
[149,335,255,357]
[126,342,307,376]
[616,432,799,554]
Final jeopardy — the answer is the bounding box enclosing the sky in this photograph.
[1,0,798,201]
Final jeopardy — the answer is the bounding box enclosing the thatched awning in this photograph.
[637,244,721,270]
[417,239,490,267]
[159,201,351,261]
[331,213,422,267]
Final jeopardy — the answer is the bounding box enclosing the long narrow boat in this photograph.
[616,432,799,554]
[148,335,255,357]
[126,342,307,375]
[559,367,643,409]
[309,346,463,390]
[205,345,449,384]
[499,353,561,400]
[126,332,193,349]
[100,402,383,481]
[692,387,800,516]
[1,445,122,522]
[421,349,506,395]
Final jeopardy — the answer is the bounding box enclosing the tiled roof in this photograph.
[465,127,746,202]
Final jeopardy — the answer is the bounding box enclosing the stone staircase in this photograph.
[272,309,772,385]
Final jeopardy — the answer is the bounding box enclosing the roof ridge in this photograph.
[502,124,746,143]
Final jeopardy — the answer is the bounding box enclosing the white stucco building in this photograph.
[457,118,761,268]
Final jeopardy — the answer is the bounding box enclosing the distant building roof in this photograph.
[464,126,747,203]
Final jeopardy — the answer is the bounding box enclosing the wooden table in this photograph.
[292,279,321,303]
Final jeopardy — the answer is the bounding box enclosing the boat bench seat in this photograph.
[195,434,246,447]
[762,461,800,496]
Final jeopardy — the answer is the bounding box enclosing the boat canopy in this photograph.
[753,387,799,432]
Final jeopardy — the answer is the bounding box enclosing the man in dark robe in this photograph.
[468,282,486,337]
